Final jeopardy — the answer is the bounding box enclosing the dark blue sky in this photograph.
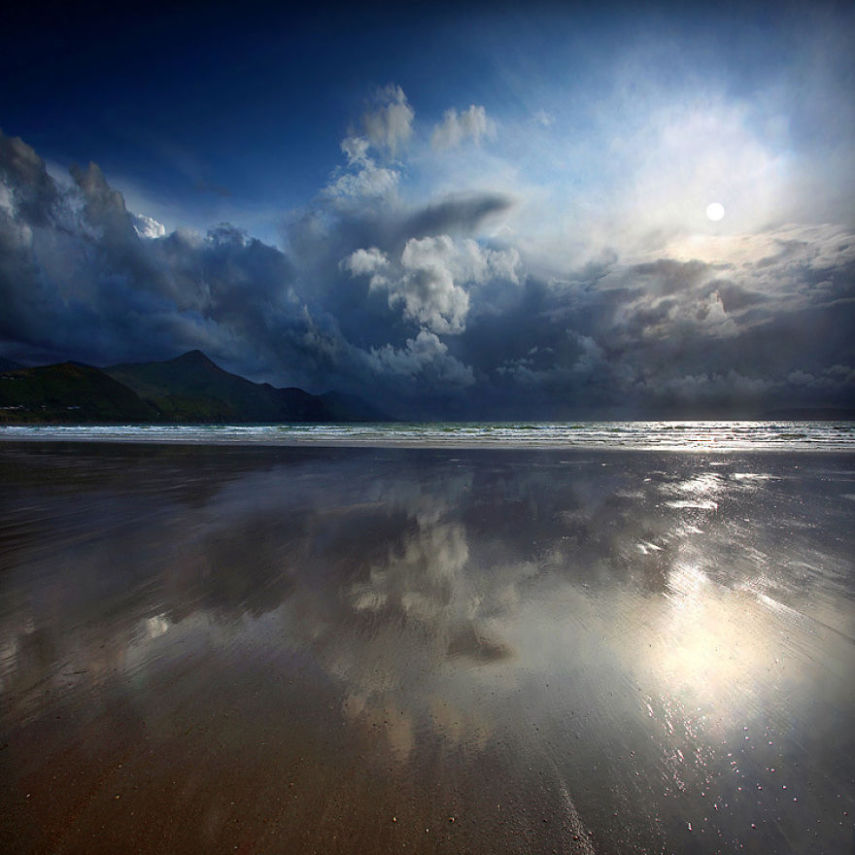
[1,0,853,417]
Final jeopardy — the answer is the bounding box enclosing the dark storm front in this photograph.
[0,444,853,854]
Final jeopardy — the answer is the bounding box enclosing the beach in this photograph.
[1,441,853,853]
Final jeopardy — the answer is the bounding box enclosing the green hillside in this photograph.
[0,362,159,423]
[0,350,390,424]
[106,350,339,422]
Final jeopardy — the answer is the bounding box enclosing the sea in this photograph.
[1,419,854,450]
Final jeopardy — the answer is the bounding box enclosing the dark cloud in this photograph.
[403,192,513,240]
[629,259,710,296]
[1,129,854,418]
[0,134,308,377]
[0,131,60,225]
[704,281,769,314]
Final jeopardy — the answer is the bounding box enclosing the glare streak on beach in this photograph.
[0,443,853,854]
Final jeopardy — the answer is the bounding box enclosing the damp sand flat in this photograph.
[0,443,853,854]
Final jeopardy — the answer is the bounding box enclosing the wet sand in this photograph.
[1,443,853,854]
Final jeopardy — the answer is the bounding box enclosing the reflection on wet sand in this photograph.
[0,444,853,853]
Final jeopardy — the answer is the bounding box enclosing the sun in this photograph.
[706,202,725,222]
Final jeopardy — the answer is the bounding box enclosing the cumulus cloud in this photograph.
[468,222,855,417]
[342,245,389,278]
[368,330,475,387]
[133,213,166,239]
[323,86,418,200]
[362,84,414,156]
[0,130,316,377]
[0,130,60,225]
[344,234,520,335]
[325,136,400,199]
[394,236,472,333]
[2,108,854,419]
[326,159,399,199]
[431,105,495,150]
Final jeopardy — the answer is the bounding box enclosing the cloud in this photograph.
[342,245,389,278]
[70,161,130,231]
[431,105,495,150]
[0,130,308,374]
[1,131,478,412]
[0,131,59,226]
[344,234,520,335]
[323,85,419,200]
[325,136,400,199]
[368,329,475,387]
[2,84,854,420]
[404,192,514,238]
[340,245,392,298]
[133,213,166,239]
[362,84,414,156]
[394,236,472,333]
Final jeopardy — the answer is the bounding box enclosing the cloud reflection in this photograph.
[1,445,853,851]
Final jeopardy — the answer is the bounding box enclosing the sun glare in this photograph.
[706,202,725,221]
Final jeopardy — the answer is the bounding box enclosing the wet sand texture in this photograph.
[1,444,853,853]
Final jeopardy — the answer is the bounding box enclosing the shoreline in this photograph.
[1,419,854,453]
[2,438,855,457]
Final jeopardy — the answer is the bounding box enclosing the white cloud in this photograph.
[362,84,414,156]
[344,235,520,335]
[341,246,391,290]
[341,136,371,167]
[369,330,475,386]
[325,136,400,199]
[396,236,471,334]
[132,212,167,239]
[431,105,496,150]
[326,162,399,199]
[342,246,389,276]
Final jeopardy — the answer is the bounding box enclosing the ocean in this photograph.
[1,419,854,450]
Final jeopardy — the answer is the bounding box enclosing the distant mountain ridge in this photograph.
[0,350,390,424]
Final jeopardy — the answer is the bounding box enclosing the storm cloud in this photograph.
[1,66,854,419]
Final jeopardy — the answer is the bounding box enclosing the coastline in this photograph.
[1,419,854,452]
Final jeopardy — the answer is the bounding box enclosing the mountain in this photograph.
[0,350,389,424]
[106,350,380,422]
[107,350,305,422]
[0,357,22,372]
[0,362,159,423]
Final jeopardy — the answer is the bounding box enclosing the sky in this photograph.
[1,0,853,418]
